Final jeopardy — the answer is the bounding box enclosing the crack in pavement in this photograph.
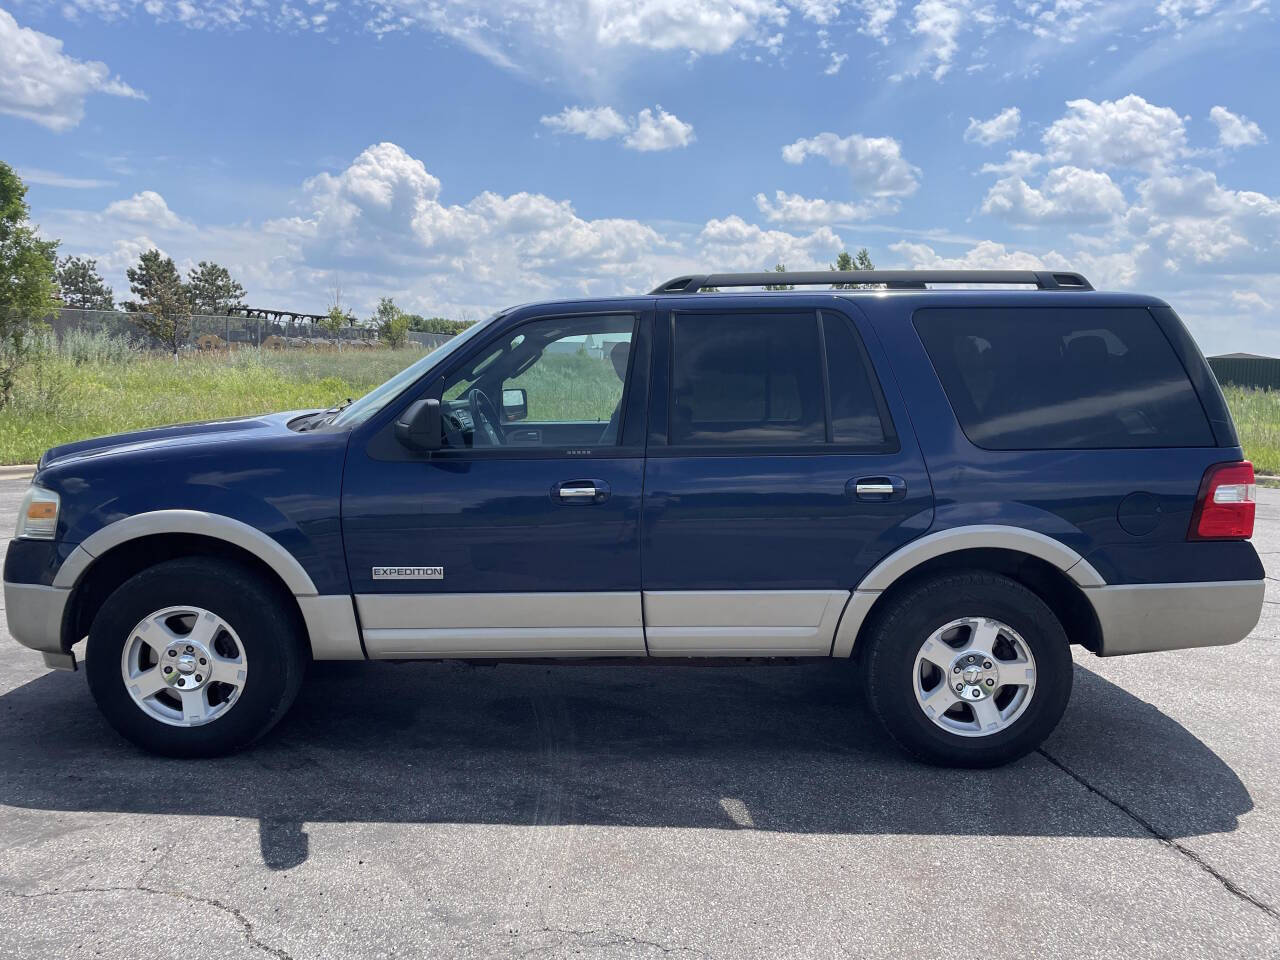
[496,925,710,958]
[2,884,292,959]
[1037,748,1280,925]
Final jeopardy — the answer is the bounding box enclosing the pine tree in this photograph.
[56,255,114,310]
[187,261,246,315]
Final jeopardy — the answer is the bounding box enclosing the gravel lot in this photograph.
[1,469,1277,959]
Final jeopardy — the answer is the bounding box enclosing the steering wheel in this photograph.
[467,388,505,446]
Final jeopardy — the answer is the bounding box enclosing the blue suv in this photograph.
[3,270,1264,766]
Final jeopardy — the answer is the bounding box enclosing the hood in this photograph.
[38,410,315,471]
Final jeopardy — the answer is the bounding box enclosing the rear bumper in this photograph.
[3,580,74,670]
[1086,579,1264,656]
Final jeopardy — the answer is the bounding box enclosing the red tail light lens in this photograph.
[1189,461,1256,540]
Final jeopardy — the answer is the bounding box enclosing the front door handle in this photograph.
[848,476,907,501]
[553,479,610,504]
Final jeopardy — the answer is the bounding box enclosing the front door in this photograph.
[342,304,652,658]
[640,297,934,656]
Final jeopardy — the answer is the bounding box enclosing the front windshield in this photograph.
[328,315,498,427]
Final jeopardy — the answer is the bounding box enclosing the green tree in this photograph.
[133,266,192,359]
[318,305,348,340]
[317,286,352,345]
[830,248,876,288]
[405,314,473,335]
[187,261,246,315]
[0,162,59,406]
[56,255,114,310]
[763,262,794,290]
[374,297,410,349]
[124,249,186,313]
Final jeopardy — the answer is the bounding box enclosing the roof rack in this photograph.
[649,270,1094,294]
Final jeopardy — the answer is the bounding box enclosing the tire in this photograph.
[861,571,1073,768]
[85,556,308,757]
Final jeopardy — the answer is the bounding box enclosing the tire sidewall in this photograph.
[86,558,303,757]
[866,574,1073,767]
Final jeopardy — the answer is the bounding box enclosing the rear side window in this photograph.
[822,312,893,446]
[914,307,1214,449]
[672,313,826,445]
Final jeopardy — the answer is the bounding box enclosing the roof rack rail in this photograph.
[649,270,1093,294]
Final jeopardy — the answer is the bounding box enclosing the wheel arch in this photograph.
[56,512,362,660]
[835,526,1105,659]
[55,510,318,595]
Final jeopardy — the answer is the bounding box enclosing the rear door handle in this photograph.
[848,476,907,501]
[553,479,610,504]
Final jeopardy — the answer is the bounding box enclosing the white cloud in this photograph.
[103,191,189,230]
[542,104,694,151]
[1012,0,1100,40]
[1042,95,1186,170]
[981,166,1127,224]
[781,132,921,197]
[0,7,144,131]
[788,0,846,23]
[699,215,843,270]
[979,150,1044,177]
[1209,105,1265,149]
[1154,0,1224,30]
[857,0,899,40]
[903,0,971,80]
[624,107,696,151]
[964,107,1021,145]
[364,0,793,78]
[890,238,1072,270]
[42,142,875,317]
[1126,166,1280,269]
[42,0,1274,100]
[1231,290,1272,313]
[825,52,848,74]
[540,105,630,140]
[16,167,116,189]
[754,190,893,224]
[43,143,684,313]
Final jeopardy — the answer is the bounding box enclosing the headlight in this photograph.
[15,485,60,540]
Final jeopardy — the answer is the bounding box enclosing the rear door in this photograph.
[640,296,934,656]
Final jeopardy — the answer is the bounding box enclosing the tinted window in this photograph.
[672,313,825,446]
[914,307,1214,449]
[822,313,892,446]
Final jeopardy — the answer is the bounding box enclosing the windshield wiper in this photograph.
[300,398,353,431]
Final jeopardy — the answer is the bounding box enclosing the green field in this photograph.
[1222,384,1280,477]
[0,341,420,464]
[2,337,1278,474]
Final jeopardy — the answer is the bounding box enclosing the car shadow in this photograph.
[0,658,1252,870]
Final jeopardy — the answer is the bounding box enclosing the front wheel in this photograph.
[85,557,308,757]
[860,572,1073,767]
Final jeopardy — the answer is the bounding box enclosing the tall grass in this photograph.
[1221,385,1280,476]
[0,345,421,464]
[506,351,623,422]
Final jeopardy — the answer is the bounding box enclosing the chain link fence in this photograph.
[50,308,391,351]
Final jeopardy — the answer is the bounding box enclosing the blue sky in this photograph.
[2,0,1278,352]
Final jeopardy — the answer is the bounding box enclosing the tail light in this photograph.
[1189,461,1256,540]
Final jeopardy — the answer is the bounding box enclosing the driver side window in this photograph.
[439,315,636,449]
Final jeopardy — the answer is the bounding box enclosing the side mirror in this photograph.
[395,398,442,451]
[501,387,528,422]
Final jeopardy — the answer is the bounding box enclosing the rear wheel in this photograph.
[861,572,1073,767]
[86,557,308,757]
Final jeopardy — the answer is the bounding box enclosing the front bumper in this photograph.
[3,580,74,670]
[1086,579,1265,656]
